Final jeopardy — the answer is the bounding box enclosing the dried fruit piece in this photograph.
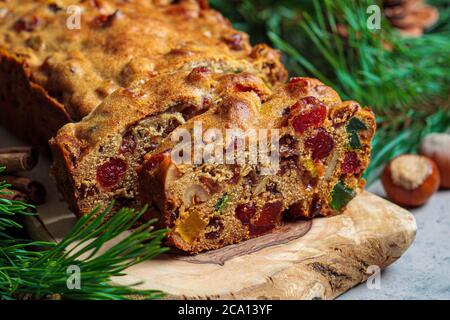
[175,211,207,244]
[330,182,355,211]
[347,117,367,149]
[291,99,327,134]
[305,128,334,161]
[235,203,256,224]
[96,158,127,189]
[250,201,283,236]
[214,193,229,212]
[287,77,309,93]
[342,152,361,174]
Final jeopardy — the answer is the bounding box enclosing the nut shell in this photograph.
[419,133,450,189]
[381,154,440,207]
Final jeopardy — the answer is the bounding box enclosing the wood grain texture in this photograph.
[106,192,416,299]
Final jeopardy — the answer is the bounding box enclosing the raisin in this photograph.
[342,152,361,174]
[250,201,283,236]
[96,158,127,189]
[266,181,281,195]
[119,131,136,155]
[235,203,256,225]
[181,105,200,120]
[305,128,334,161]
[291,100,327,134]
[14,16,40,32]
[208,216,223,229]
[223,33,244,50]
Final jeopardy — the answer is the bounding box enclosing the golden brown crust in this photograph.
[0,47,72,146]
[0,0,287,144]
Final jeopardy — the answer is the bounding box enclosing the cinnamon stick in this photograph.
[2,176,46,204]
[0,147,38,173]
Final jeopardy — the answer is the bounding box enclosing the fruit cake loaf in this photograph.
[50,69,272,216]
[138,77,376,253]
[0,0,286,145]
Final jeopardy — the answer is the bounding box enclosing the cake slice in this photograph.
[50,70,272,216]
[138,77,376,253]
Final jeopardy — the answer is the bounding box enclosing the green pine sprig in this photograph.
[0,167,169,300]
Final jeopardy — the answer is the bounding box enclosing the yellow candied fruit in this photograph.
[175,210,207,244]
[304,158,318,177]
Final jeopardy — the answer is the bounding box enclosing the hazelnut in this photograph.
[183,184,210,208]
[381,154,440,207]
[419,133,450,189]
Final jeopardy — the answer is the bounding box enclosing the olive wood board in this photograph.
[24,191,417,300]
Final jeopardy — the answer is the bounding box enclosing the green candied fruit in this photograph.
[346,117,367,149]
[214,193,230,212]
[330,182,356,211]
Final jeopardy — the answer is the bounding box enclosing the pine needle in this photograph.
[0,167,168,300]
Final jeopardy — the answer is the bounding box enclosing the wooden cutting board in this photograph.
[25,191,416,300]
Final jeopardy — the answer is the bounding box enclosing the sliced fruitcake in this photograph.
[50,69,272,216]
[138,77,376,253]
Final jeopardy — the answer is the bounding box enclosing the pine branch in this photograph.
[0,168,169,300]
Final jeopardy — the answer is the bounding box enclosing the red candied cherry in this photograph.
[187,66,211,82]
[290,97,327,134]
[96,158,127,189]
[233,83,264,99]
[305,128,334,161]
[249,201,283,236]
[287,77,309,93]
[342,152,361,174]
[235,203,256,225]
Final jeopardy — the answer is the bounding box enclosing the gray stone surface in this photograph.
[339,181,450,300]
